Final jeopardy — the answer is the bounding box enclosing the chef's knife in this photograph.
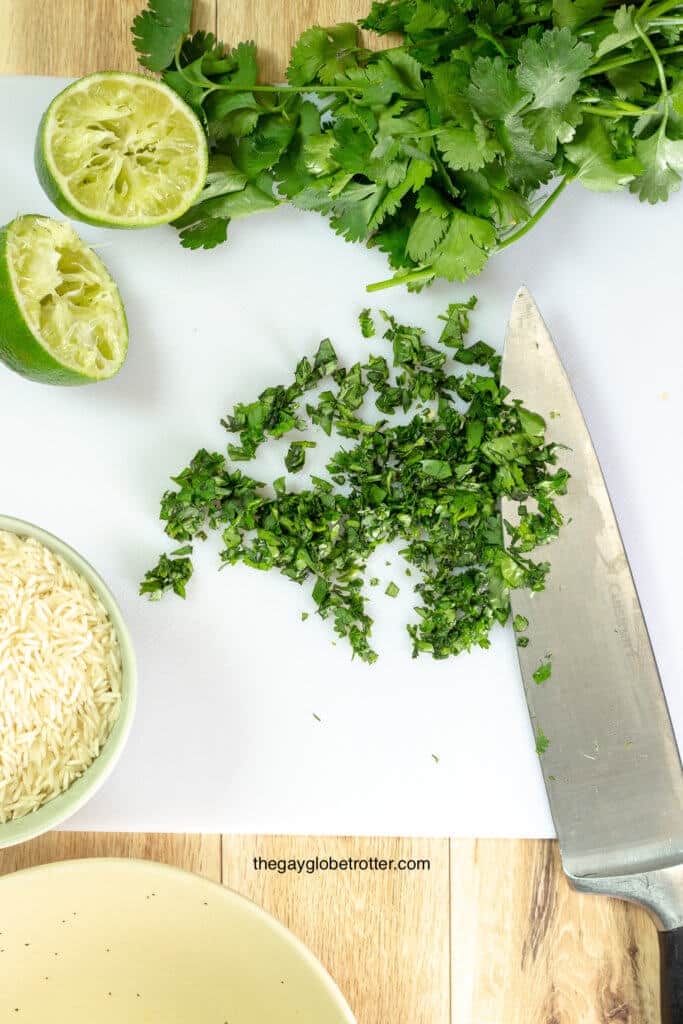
[502,288,683,1023]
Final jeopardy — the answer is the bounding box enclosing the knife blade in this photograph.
[502,288,683,1021]
[502,288,683,878]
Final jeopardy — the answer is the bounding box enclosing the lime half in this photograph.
[0,215,128,385]
[35,72,208,228]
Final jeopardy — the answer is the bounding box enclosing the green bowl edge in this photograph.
[0,514,137,848]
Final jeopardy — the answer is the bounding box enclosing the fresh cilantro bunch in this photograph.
[141,300,568,663]
[132,0,683,288]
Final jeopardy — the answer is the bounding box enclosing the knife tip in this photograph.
[513,284,533,305]
[510,285,542,326]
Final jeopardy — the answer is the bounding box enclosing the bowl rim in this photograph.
[0,857,358,1022]
[0,514,137,848]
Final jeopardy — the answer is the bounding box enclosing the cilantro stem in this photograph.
[172,40,395,98]
[580,103,644,117]
[433,151,459,200]
[366,267,435,293]
[497,176,571,253]
[585,43,683,76]
[517,0,622,25]
[646,0,683,16]
[614,99,650,112]
[636,21,670,100]
[200,81,370,95]
[580,96,644,111]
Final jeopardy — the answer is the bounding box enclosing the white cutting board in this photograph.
[1,77,682,837]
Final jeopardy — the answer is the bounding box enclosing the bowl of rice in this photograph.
[0,515,136,848]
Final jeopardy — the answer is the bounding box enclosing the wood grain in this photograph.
[0,831,221,880]
[217,1,392,80]
[451,839,660,1024]
[0,832,663,1022]
[0,0,216,76]
[222,835,450,1024]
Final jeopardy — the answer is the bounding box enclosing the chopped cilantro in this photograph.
[533,657,553,684]
[536,728,551,755]
[285,440,316,473]
[513,614,529,632]
[142,300,568,663]
[359,309,376,338]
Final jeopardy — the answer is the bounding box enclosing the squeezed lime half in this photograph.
[0,214,128,385]
[35,72,208,228]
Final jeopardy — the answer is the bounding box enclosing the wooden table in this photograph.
[0,3,661,1022]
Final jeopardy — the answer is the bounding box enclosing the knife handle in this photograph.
[660,927,683,1023]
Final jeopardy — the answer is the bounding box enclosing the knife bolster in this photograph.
[567,862,683,931]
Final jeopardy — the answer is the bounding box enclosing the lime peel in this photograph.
[0,215,128,386]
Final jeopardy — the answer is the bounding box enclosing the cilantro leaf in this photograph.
[594,4,639,61]
[174,183,279,250]
[194,155,248,202]
[535,728,551,755]
[287,23,359,85]
[565,116,642,190]
[140,552,194,599]
[523,101,583,154]
[533,658,553,684]
[421,459,452,479]
[674,77,683,117]
[132,0,192,71]
[406,187,452,262]
[499,115,555,189]
[632,130,683,203]
[607,61,657,102]
[431,210,497,282]
[552,0,605,30]
[359,309,376,337]
[330,183,385,241]
[176,214,229,249]
[436,124,502,172]
[285,440,316,472]
[360,2,411,34]
[468,57,531,121]
[517,28,592,110]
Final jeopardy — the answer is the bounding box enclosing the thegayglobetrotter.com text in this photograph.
[252,855,431,875]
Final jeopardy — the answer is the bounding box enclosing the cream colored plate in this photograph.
[0,859,356,1023]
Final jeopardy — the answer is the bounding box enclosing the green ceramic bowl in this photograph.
[0,515,137,849]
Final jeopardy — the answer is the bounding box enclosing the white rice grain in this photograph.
[0,529,122,823]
